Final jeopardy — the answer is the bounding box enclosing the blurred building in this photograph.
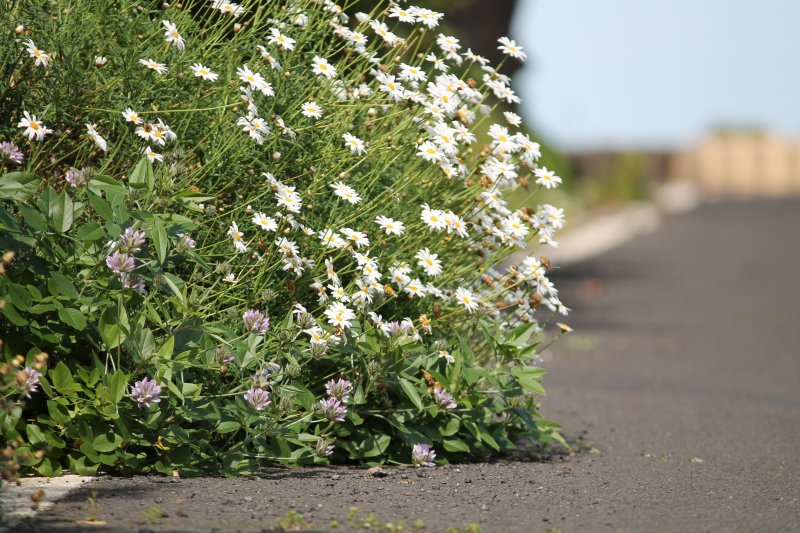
[567,132,800,199]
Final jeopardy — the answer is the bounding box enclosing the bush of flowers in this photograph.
[0,0,570,477]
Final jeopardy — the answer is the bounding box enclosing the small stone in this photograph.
[244,496,253,502]
[154,497,163,504]
[367,467,388,478]
[331,474,341,480]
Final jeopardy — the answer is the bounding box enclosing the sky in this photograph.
[512,0,800,151]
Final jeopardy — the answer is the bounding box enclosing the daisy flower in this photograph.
[190,63,219,81]
[415,8,443,29]
[388,6,417,23]
[319,229,346,248]
[420,204,447,231]
[139,58,167,74]
[416,141,442,163]
[503,111,522,127]
[340,228,369,248]
[252,212,277,231]
[415,248,443,277]
[312,55,337,79]
[398,63,426,83]
[237,114,270,144]
[162,20,185,50]
[342,132,366,155]
[85,123,107,152]
[331,181,361,204]
[498,36,527,61]
[24,39,51,67]
[122,108,143,124]
[227,221,247,252]
[404,279,427,298]
[374,215,405,236]
[211,0,244,17]
[324,302,356,329]
[301,102,323,119]
[454,287,479,313]
[17,111,53,141]
[143,146,163,163]
[534,167,562,189]
[267,27,295,51]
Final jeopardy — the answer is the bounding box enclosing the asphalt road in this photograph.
[21,199,800,532]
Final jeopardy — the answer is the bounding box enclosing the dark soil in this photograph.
[21,199,800,532]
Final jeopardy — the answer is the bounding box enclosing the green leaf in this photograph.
[26,424,46,446]
[68,454,100,476]
[441,417,461,437]
[88,175,127,206]
[47,272,79,299]
[51,362,75,393]
[152,220,168,263]
[49,189,75,233]
[1,303,29,326]
[99,304,128,349]
[57,307,87,331]
[94,431,123,453]
[0,172,40,201]
[36,456,63,477]
[442,438,471,453]
[76,221,105,241]
[47,400,72,425]
[86,191,114,222]
[399,378,424,411]
[216,421,241,434]
[18,203,47,232]
[129,157,155,192]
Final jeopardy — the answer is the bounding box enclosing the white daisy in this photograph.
[17,111,53,141]
[455,287,479,313]
[342,132,366,155]
[324,302,356,329]
[267,27,295,51]
[190,63,219,81]
[139,58,167,74]
[252,212,277,231]
[85,123,107,152]
[301,102,323,119]
[143,146,163,163]
[24,39,51,68]
[374,215,405,236]
[122,108,143,124]
[312,56,337,79]
[162,20,186,50]
[331,181,362,204]
[497,36,526,61]
[227,221,247,252]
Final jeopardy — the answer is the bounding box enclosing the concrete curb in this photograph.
[544,180,702,267]
[0,475,97,531]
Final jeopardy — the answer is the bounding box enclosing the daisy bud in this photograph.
[234,23,242,32]
[15,24,24,34]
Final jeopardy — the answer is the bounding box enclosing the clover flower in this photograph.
[243,309,270,334]
[0,141,24,165]
[176,233,196,254]
[106,252,135,274]
[118,227,146,253]
[411,443,436,467]
[130,377,162,410]
[19,367,42,398]
[315,439,334,457]
[315,397,346,422]
[432,385,457,410]
[325,378,353,403]
[244,386,271,410]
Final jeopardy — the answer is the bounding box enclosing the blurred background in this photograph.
[390,0,800,208]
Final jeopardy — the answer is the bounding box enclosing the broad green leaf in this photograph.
[152,220,168,263]
[129,157,154,192]
[76,221,105,241]
[51,362,75,392]
[399,378,424,411]
[94,431,123,453]
[50,189,74,233]
[441,417,461,437]
[86,191,114,222]
[216,421,241,434]
[57,307,87,331]
[0,172,40,201]
[18,203,47,232]
[99,304,129,349]
[26,424,46,446]
[442,438,471,453]
[47,272,79,299]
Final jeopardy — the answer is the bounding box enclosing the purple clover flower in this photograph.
[106,252,135,274]
[411,443,436,467]
[315,439,334,457]
[118,227,146,253]
[433,385,457,410]
[315,397,346,422]
[325,378,353,403]
[20,367,41,398]
[130,376,162,410]
[215,345,234,364]
[0,141,24,165]
[243,309,270,334]
[176,233,196,254]
[64,168,89,188]
[244,386,271,411]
